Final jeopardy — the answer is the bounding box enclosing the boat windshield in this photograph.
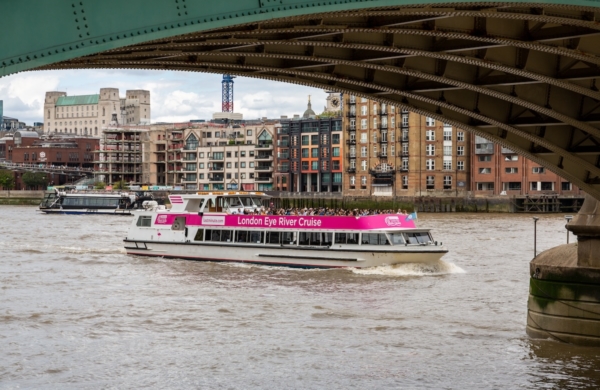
[389,233,406,245]
[251,197,264,207]
[405,232,432,245]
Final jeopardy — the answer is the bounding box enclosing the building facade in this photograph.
[342,96,471,197]
[44,88,150,135]
[470,136,581,196]
[94,127,145,185]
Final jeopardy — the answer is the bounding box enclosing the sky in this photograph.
[0,69,329,125]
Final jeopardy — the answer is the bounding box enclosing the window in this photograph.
[372,132,377,143]
[426,117,435,127]
[532,167,545,174]
[332,134,340,144]
[479,168,491,174]
[443,176,452,189]
[457,146,464,156]
[402,115,409,127]
[302,148,309,158]
[562,182,572,191]
[505,155,518,161]
[247,129,252,136]
[477,182,494,191]
[426,130,435,141]
[402,175,408,189]
[361,146,367,157]
[457,131,464,142]
[311,135,318,145]
[443,160,452,170]
[443,145,452,156]
[426,175,435,189]
[443,130,452,141]
[360,133,368,143]
[426,159,435,170]
[361,160,367,171]
[361,119,367,129]
[401,158,409,171]
[361,105,367,115]
[361,176,367,186]
[457,161,465,171]
[241,162,246,168]
[311,161,318,170]
[332,147,340,157]
[311,148,318,158]
[478,155,491,162]
[505,167,518,174]
[249,162,254,168]
[426,144,435,156]
[372,103,377,115]
[226,162,231,168]
[504,182,521,191]
[350,176,356,186]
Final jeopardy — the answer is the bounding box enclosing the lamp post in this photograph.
[533,216,539,258]
[565,215,573,244]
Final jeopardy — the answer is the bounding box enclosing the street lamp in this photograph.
[533,216,539,258]
[565,215,574,244]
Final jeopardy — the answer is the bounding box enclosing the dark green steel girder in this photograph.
[3,0,600,199]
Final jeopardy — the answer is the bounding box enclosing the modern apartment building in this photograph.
[43,88,150,135]
[274,117,343,193]
[145,122,276,191]
[94,127,145,185]
[470,136,581,196]
[342,96,471,197]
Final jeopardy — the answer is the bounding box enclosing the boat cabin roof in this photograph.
[169,191,270,213]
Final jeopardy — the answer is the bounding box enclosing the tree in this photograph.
[94,181,106,190]
[113,180,129,190]
[21,172,49,190]
[0,170,15,193]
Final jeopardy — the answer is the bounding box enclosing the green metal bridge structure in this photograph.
[3,0,600,344]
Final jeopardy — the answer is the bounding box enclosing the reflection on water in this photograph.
[0,206,598,389]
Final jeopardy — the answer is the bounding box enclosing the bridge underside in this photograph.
[10,2,600,199]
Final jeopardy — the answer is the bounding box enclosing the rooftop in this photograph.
[56,94,100,106]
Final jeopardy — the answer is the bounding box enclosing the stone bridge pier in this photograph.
[528,195,600,346]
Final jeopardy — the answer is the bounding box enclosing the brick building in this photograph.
[342,95,471,197]
[470,136,581,196]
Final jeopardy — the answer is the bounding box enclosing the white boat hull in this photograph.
[124,240,447,269]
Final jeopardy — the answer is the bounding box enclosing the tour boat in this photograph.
[123,191,448,268]
[39,188,155,215]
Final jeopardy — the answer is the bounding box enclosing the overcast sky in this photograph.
[0,69,329,125]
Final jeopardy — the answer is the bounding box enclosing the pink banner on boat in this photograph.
[154,213,416,230]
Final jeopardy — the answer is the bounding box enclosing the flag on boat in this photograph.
[406,212,418,221]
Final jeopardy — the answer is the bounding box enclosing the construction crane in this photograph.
[222,74,236,112]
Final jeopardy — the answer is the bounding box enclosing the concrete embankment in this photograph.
[0,191,44,205]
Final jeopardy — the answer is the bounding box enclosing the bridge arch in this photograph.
[3,1,600,198]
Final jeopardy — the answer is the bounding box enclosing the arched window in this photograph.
[185,134,198,150]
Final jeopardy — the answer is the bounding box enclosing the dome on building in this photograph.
[302,96,316,118]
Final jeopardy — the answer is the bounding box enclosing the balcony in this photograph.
[346,111,356,118]
[277,140,289,147]
[255,176,273,183]
[347,167,356,173]
[255,141,273,149]
[398,166,409,172]
[346,125,356,133]
[209,176,224,182]
[377,152,388,158]
[277,165,290,172]
[346,139,356,145]
[399,151,409,157]
[255,154,273,161]
[209,166,224,171]
[379,138,388,144]
[401,136,409,142]
[379,111,388,116]
[277,153,290,159]
[209,155,224,161]
[346,153,356,159]
[255,165,274,172]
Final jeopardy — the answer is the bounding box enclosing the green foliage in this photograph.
[22,172,49,189]
[317,111,341,118]
[0,170,15,190]
[112,180,129,190]
[94,181,106,190]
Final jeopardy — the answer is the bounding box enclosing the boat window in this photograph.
[335,233,357,244]
[251,197,264,207]
[194,229,204,241]
[242,197,254,207]
[405,232,432,245]
[323,232,333,246]
[298,232,331,246]
[281,232,296,245]
[235,230,263,243]
[220,230,232,242]
[236,230,248,243]
[229,197,244,208]
[136,216,152,227]
[206,229,221,241]
[389,233,406,245]
[361,233,390,245]
[266,231,280,244]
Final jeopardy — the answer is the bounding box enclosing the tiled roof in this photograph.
[56,94,100,106]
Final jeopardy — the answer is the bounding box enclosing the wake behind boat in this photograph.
[124,191,448,268]
[39,188,155,215]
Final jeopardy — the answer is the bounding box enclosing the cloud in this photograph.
[0,69,333,125]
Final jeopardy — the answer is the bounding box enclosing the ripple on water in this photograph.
[351,260,466,276]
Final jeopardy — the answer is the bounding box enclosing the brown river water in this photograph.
[1,206,599,389]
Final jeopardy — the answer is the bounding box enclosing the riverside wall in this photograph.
[0,190,45,205]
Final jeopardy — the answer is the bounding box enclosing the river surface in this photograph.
[1,206,599,389]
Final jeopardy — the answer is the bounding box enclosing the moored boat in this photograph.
[124,191,448,268]
[39,188,155,215]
